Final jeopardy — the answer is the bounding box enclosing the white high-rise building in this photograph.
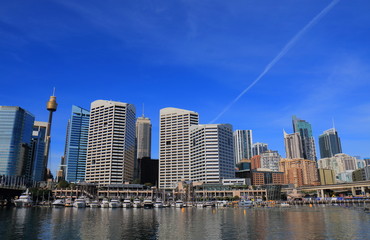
[190,124,235,184]
[233,130,253,164]
[159,107,199,189]
[284,131,303,159]
[136,116,151,159]
[260,150,281,172]
[252,142,268,156]
[85,100,136,185]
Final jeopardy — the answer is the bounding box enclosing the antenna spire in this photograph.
[142,103,145,117]
[52,87,56,96]
[332,117,335,130]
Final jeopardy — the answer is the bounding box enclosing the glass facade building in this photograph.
[233,130,253,164]
[318,128,342,159]
[292,115,317,161]
[0,106,34,177]
[30,121,47,182]
[64,105,90,183]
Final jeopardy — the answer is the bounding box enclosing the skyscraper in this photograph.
[136,116,152,159]
[260,150,281,172]
[284,131,303,159]
[159,107,199,189]
[318,128,342,159]
[252,142,268,156]
[292,116,317,161]
[64,105,90,183]
[233,130,253,164]
[190,124,235,184]
[30,121,47,182]
[85,100,136,185]
[0,106,34,177]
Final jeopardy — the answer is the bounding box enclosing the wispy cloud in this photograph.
[209,0,341,123]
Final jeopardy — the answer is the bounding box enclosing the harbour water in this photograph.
[1,206,369,239]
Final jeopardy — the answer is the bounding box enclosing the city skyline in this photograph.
[1,1,370,174]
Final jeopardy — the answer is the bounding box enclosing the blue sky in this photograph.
[1,0,370,174]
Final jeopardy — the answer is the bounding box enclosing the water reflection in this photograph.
[0,206,370,240]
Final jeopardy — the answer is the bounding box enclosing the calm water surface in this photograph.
[1,206,369,239]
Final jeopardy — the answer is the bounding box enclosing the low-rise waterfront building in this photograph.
[222,178,246,185]
[251,168,284,186]
[318,168,336,185]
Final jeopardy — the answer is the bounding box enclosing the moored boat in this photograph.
[73,197,86,208]
[280,202,290,207]
[14,189,33,207]
[100,198,110,208]
[154,199,164,208]
[175,200,184,208]
[133,198,142,208]
[64,198,73,207]
[238,200,253,208]
[90,200,100,208]
[143,199,154,209]
[122,199,132,208]
[52,199,65,207]
[109,199,122,208]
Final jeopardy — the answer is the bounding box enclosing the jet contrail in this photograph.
[210,0,340,124]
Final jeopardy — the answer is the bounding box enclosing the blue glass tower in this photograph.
[64,105,90,183]
[30,121,47,182]
[318,128,342,159]
[0,106,34,177]
[292,116,317,161]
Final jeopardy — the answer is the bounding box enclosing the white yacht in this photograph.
[100,198,110,208]
[175,200,184,208]
[143,199,154,209]
[109,199,122,208]
[154,199,164,208]
[52,199,65,207]
[14,189,33,207]
[122,199,132,208]
[280,202,291,207]
[90,200,100,208]
[133,199,142,208]
[238,200,253,208]
[195,202,205,208]
[73,197,86,208]
[204,202,215,208]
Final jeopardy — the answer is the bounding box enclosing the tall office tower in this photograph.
[85,100,136,185]
[318,128,342,159]
[284,131,304,159]
[233,130,253,165]
[44,93,58,179]
[252,142,268,156]
[159,107,199,189]
[190,124,235,184]
[292,116,317,161]
[29,121,47,181]
[64,106,90,183]
[0,106,34,177]
[260,150,281,172]
[136,116,152,159]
